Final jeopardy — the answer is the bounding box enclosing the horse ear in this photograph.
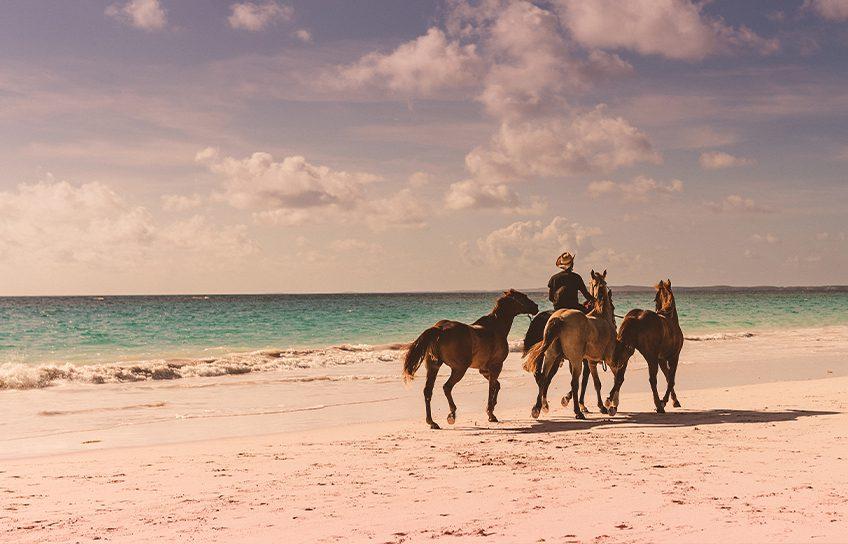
[590,269,596,279]
[602,269,607,278]
[666,279,671,289]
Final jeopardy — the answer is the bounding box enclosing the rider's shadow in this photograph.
[488,408,839,434]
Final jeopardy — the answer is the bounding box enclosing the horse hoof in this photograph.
[579,404,590,414]
[531,407,541,419]
[673,400,681,408]
[599,406,609,415]
[608,406,617,416]
[429,422,441,429]
[561,396,570,407]
[488,414,499,423]
[575,412,586,420]
[604,398,612,408]
[447,413,455,425]
[542,401,549,414]
[656,406,665,414]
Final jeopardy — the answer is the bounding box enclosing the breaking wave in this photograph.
[0,344,407,391]
[685,332,756,341]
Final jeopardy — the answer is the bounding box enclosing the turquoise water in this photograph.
[1,288,847,365]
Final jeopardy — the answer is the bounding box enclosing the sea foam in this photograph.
[0,345,406,390]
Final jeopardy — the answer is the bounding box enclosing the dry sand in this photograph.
[3,372,847,543]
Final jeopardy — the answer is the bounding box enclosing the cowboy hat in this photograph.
[556,252,574,270]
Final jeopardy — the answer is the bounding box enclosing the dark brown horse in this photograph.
[403,289,539,429]
[607,279,684,415]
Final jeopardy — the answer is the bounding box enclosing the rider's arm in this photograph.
[547,276,558,304]
[578,276,593,303]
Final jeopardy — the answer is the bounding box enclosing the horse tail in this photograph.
[403,327,441,383]
[523,316,563,373]
[523,310,552,356]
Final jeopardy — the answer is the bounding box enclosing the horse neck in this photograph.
[590,287,615,326]
[658,296,679,323]
[490,304,519,337]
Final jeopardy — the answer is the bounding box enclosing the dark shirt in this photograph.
[547,270,591,310]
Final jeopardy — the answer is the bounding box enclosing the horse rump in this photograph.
[403,327,441,382]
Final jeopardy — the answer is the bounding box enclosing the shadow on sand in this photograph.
[490,408,839,435]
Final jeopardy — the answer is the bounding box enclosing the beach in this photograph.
[3,324,848,543]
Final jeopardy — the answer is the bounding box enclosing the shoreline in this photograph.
[3,323,848,391]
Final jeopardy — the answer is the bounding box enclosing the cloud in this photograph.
[804,0,848,21]
[587,176,683,201]
[197,147,379,225]
[333,28,482,95]
[293,29,312,43]
[228,1,293,31]
[330,238,382,254]
[699,151,756,169]
[364,187,430,232]
[465,105,661,181]
[161,194,203,212]
[751,233,780,244]
[0,178,254,270]
[461,216,600,270]
[445,179,546,214]
[105,0,166,31]
[707,194,773,213]
[554,0,779,60]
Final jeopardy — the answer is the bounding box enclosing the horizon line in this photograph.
[2,284,847,298]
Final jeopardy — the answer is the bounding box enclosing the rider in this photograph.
[547,251,593,312]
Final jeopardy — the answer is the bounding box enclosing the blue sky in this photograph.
[0,0,846,294]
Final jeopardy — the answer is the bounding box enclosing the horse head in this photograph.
[654,278,676,314]
[499,289,539,317]
[589,269,612,316]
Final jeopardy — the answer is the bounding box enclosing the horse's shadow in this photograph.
[488,408,839,435]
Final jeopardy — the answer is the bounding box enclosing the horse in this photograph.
[607,279,684,415]
[522,280,613,415]
[403,289,539,429]
[523,270,616,420]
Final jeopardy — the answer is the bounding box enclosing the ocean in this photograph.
[2,287,847,390]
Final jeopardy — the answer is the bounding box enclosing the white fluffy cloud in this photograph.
[555,0,778,60]
[445,179,545,214]
[466,106,661,181]
[699,151,756,169]
[105,0,166,31]
[161,193,203,212]
[228,1,293,31]
[587,176,683,201]
[0,178,254,269]
[805,0,848,21]
[335,28,482,95]
[197,148,379,225]
[707,194,773,213]
[462,216,600,270]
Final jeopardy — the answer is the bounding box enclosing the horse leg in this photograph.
[423,358,442,429]
[532,352,557,419]
[605,367,625,416]
[658,359,671,408]
[665,355,681,408]
[578,360,591,413]
[589,362,607,414]
[647,357,664,413]
[443,365,468,425]
[569,359,585,420]
[486,367,502,423]
[539,356,560,414]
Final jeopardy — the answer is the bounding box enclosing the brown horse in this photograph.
[403,289,539,429]
[524,270,616,420]
[607,279,684,415]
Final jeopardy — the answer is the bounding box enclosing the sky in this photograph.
[0,0,846,295]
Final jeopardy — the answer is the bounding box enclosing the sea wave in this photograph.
[685,332,756,341]
[0,345,405,390]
